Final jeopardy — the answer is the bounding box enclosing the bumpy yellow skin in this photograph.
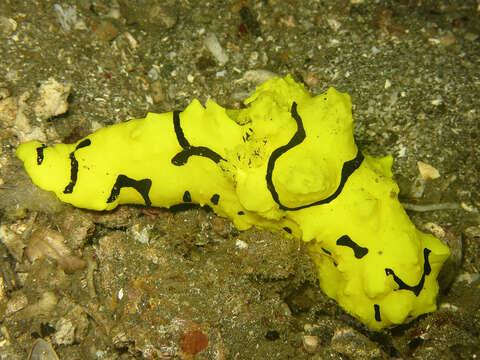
[17,75,450,329]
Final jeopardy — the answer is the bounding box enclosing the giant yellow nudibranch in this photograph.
[16,75,450,329]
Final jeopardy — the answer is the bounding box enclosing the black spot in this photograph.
[76,139,91,150]
[107,174,152,207]
[210,193,220,205]
[374,304,381,322]
[385,248,432,296]
[283,226,292,234]
[265,102,364,211]
[36,144,47,165]
[183,190,192,202]
[336,235,368,259]
[265,330,279,341]
[237,211,245,215]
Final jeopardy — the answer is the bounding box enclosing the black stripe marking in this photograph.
[183,190,192,202]
[106,174,152,207]
[336,235,368,259]
[36,144,47,165]
[171,110,226,166]
[210,193,220,205]
[63,139,91,194]
[265,102,364,211]
[321,248,331,255]
[374,304,381,322]
[385,248,432,296]
[283,226,292,234]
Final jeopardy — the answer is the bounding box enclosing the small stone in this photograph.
[302,335,319,353]
[0,87,10,100]
[464,32,478,41]
[150,80,165,103]
[34,78,71,121]
[148,5,177,29]
[417,161,440,180]
[423,222,445,239]
[327,18,341,32]
[235,239,248,249]
[241,69,278,84]
[204,33,228,65]
[28,339,60,360]
[5,291,28,316]
[0,224,25,262]
[440,31,455,46]
[54,318,75,345]
[179,330,208,355]
[93,21,119,41]
[0,16,17,35]
[25,228,86,274]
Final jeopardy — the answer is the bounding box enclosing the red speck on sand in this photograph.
[179,330,208,355]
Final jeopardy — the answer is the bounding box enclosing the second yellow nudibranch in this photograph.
[16,75,450,330]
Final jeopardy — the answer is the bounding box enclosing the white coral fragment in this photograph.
[34,77,72,121]
[204,33,229,65]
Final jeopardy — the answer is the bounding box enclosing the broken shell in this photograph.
[25,228,85,274]
[417,161,440,180]
[34,77,71,121]
[27,338,60,360]
[302,335,319,353]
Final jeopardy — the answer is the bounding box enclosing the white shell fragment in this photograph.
[204,33,229,65]
[34,77,72,121]
[25,228,86,274]
[417,161,440,180]
[28,338,60,360]
[302,335,319,353]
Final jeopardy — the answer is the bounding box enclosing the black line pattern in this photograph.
[385,248,432,296]
[183,190,192,202]
[63,139,91,194]
[374,304,381,322]
[210,194,220,205]
[171,110,226,166]
[265,102,364,211]
[107,174,152,207]
[336,235,368,259]
[36,144,47,165]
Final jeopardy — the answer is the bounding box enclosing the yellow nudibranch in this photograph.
[17,75,450,329]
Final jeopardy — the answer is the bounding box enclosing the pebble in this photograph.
[302,335,319,353]
[27,339,60,360]
[93,21,119,41]
[25,228,86,274]
[0,16,17,35]
[150,80,165,103]
[5,291,28,316]
[440,31,455,47]
[417,161,440,180]
[241,69,279,84]
[0,224,25,262]
[54,318,75,345]
[53,4,86,31]
[148,4,177,29]
[34,77,72,121]
[204,33,229,65]
[423,222,445,239]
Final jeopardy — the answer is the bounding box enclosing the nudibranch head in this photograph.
[16,140,73,195]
